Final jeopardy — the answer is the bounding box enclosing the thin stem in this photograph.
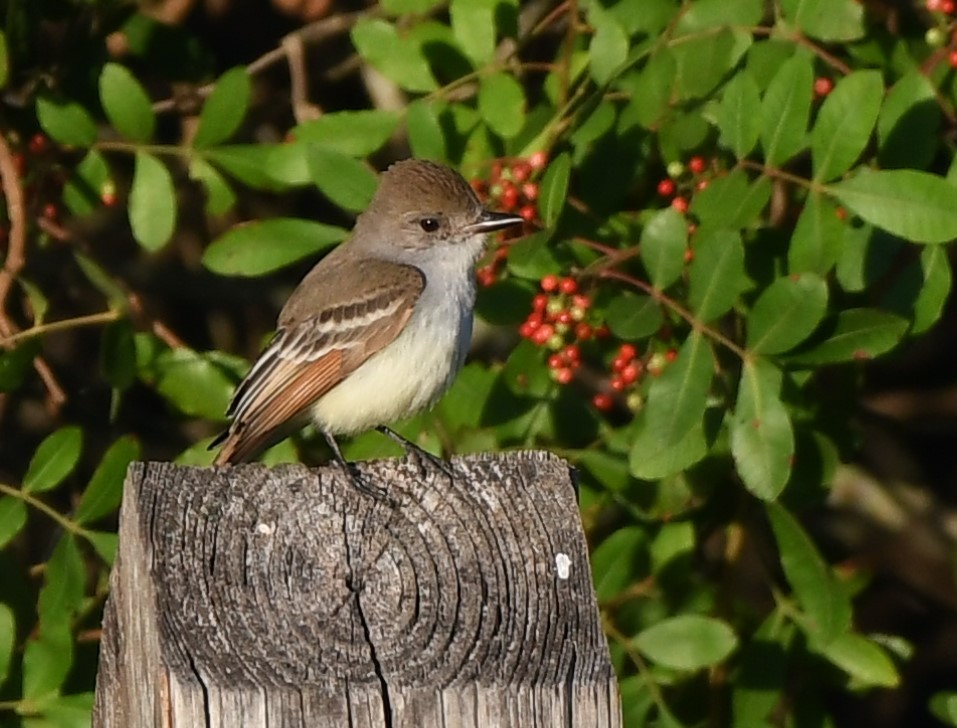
[604,617,677,721]
[0,310,120,348]
[738,159,818,192]
[0,482,89,538]
[599,268,749,361]
[94,140,197,159]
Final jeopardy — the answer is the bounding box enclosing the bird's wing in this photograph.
[212,260,425,465]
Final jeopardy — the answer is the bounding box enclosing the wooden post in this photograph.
[93,452,620,727]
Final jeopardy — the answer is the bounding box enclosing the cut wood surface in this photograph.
[93,451,620,727]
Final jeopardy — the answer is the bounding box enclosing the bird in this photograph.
[210,159,524,487]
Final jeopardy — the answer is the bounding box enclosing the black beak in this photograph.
[465,209,525,234]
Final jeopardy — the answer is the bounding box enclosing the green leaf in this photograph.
[193,67,250,149]
[767,502,852,645]
[811,70,883,182]
[36,93,97,147]
[0,496,27,549]
[688,229,748,322]
[39,692,96,728]
[129,152,176,251]
[207,145,292,191]
[85,531,119,565]
[154,349,235,420]
[630,413,710,480]
[450,0,496,65]
[0,340,39,392]
[640,207,688,289]
[505,232,561,280]
[23,427,83,494]
[779,0,864,42]
[747,274,828,354]
[204,218,347,276]
[672,27,736,100]
[75,436,139,524]
[912,245,952,334]
[625,50,676,129]
[189,158,236,216]
[63,149,112,216]
[292,110,400,157]
[306,146,377,213]
[479,73,526,139]
[634,615,738,671]
[101,319,137,391]
[787,308,908,365]
[717,70,762,158]
[589,15,629,85]
[636,331,714,449]
[828,169,957,244]
[930,692,957,727]
[0,603,13,686]
[817,633,900,688]
[731,360,794,500]
[22,622,72,700]
[38,535,85,625]
[760,54,813,167]
[591,526,648,601]
[0,31,8,89]
[351,19,437,93]
[690,170,771,230]
[675,0,764,31]
[606,293,663,340]
[99,62,155,142]
[381,0,439,13]
[788,192,846,275]
[406,99,447,161]
[878,71,939,170]
[537,153,571,228]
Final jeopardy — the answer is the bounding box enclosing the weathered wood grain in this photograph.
[93,451,620,727]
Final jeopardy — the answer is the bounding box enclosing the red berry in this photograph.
[688,156,706,175]
[532,294,548,311]
[596,324,611,339]
[531,324,554,346]
[42,203,58,221]
[519,321,537,338]
[619,343,637,361]
[477,266,497,287]
[611,376,627,392]
[575,322,593,340]
[522,183,538,201]
[470,178,487,195]
[813,77,833,97]
[592,393,613,411]
[491,161,504,180]
[548,353,565,369]
[683,248,694,264]
[559,277,577,295]
[519,204,537,222]
[695,179,709,192]
[563,344,580,362]
[948,49,957,68]
[612,356,627,373]
[665,348,678,362]
[511,162,532,182]
[928,0,943,9]
[28,133,48,155]
[671,196,689,213]
[944,0,955,12]
[554,367,574,385]
[572,294,590,310]
[557,310,573,325]
[657,178,676,197]
[835,207,847,221]
[621,363,641,385]
[529,151,549,170]
[501,183,520,210]
[541,274,559,292]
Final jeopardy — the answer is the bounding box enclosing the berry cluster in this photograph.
[472,151,549,286]
[517,273,680,415]
[654,154,722,246]
[927,0,956,15]
[5,132,66,227]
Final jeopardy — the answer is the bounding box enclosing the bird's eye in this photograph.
[419,217,440,233]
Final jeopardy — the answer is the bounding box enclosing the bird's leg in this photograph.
[376,426,456,481]
[322,431,388,500]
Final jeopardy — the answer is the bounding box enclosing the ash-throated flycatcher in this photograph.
[211,159,523,476]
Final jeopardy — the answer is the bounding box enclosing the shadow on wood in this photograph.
[93,451,621,727]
